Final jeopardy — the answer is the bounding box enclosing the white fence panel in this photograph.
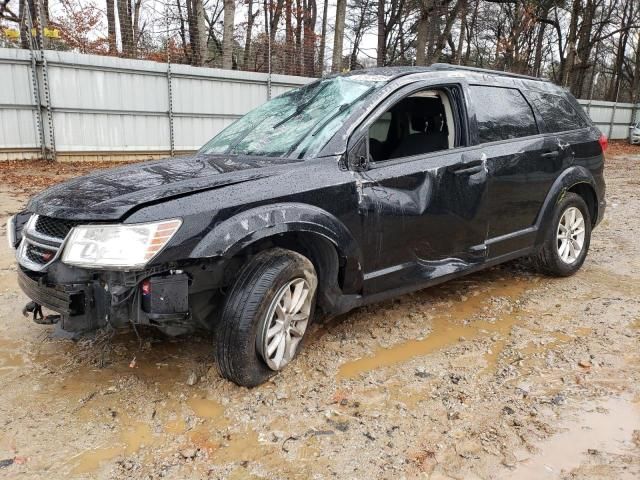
[1,47,638,161]
[578,99,637,139]
[0,49,39,153]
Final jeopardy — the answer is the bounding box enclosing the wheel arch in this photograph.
[190,203,364,306]
[534,166,599,245]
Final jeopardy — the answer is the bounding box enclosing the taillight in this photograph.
[598,134,608,153]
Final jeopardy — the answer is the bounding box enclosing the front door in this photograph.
[349,83,490,294]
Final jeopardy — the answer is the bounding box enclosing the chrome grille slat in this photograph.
[17,215,72,272]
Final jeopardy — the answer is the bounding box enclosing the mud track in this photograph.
[0,149,638,479]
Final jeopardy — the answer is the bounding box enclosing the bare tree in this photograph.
[332,0,347,72]
[106,0,116,54]
[222,0,236,68]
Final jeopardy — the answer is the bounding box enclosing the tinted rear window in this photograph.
[529,92,587,132]
[469,85,538,143]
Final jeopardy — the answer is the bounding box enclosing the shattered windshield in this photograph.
[199,76,384,158]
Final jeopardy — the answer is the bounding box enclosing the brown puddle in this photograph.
[338,280,532,379]
[69,416,156,474]
[0,339,25,371]
[187,395,224,419]
[25,334,226,475]
[505,396,640,479]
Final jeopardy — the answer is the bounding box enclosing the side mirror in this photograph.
[347,136,369,172]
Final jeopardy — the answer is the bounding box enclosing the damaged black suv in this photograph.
[8,65,606,387]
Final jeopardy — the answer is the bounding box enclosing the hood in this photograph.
[27,154,302,221]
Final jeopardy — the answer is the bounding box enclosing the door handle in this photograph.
[541,150,560,159]
[450,159,484,175]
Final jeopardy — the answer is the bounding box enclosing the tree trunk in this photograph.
[427,0,462,64]
[303,0,317,76]
[106,0,117,54]
[415,8,428,66]
[561,0,581,87]
[243,0,257,69]
[455,0,467,65]
[285,0,293,73]
[318,0,329,73]
[295,0,303,74]
[117,0,134,56]
[222,0,235,68]
[376,0,385,66]
[331,0,346,72]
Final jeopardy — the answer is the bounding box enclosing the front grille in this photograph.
[25,244,57,265]
[34,216,80,240]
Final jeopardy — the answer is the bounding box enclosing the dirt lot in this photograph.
[0,145,638,479]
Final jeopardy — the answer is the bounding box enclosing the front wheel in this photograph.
[533,192,592,277]
[215,248,317,387]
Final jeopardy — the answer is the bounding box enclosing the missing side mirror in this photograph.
[347,136,369,172]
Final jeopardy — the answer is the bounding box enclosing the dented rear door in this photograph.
[466,84,555,257]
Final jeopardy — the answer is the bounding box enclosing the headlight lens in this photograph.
[61,219,182,269]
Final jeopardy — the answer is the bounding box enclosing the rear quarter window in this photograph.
[469,85,538,143]
[529,92,587,133]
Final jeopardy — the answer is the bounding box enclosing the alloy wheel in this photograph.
[556,206,586,264]
[257,278,312,370]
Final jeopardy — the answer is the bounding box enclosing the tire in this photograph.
[215,248,318,387]
[533,192,592,277]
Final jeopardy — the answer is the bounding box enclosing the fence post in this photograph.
[24,8,46,161]
[166,64,175,157]
[165,6,175,157]
[35,0,56,161]
[608,83,620,139]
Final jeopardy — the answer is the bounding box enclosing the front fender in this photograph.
[534,165,599,245]
[190,203,363,291]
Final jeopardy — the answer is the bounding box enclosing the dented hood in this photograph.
[27,154,301,221]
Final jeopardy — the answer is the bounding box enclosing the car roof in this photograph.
[341,64,548,82]
[336,64,564,96]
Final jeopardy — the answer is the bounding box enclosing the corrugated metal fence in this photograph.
[1,47,638,162]
[0,48,311,161]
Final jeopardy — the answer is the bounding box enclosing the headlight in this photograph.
[61,219,182,269]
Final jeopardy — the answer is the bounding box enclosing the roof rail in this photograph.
[430,63,547,82]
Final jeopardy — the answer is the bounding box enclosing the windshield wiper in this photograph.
[272,82,330,129]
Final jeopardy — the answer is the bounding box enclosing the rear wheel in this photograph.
[533,192,591,277]
[215,248,317,387]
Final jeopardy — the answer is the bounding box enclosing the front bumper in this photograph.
[17,263,194,335]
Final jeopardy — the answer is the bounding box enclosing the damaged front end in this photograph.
[8,213,210,336]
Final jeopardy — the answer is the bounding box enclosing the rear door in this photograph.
[466,84,557,257]
[527,90,596,170]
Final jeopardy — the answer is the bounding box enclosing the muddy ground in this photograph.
[0,146,638,479]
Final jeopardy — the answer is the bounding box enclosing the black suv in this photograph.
[8,65,606,387]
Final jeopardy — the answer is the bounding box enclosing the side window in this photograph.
[529,92,587,133]
[369,112,391,142]
[469,85,538,143]
[368,88,457,162]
